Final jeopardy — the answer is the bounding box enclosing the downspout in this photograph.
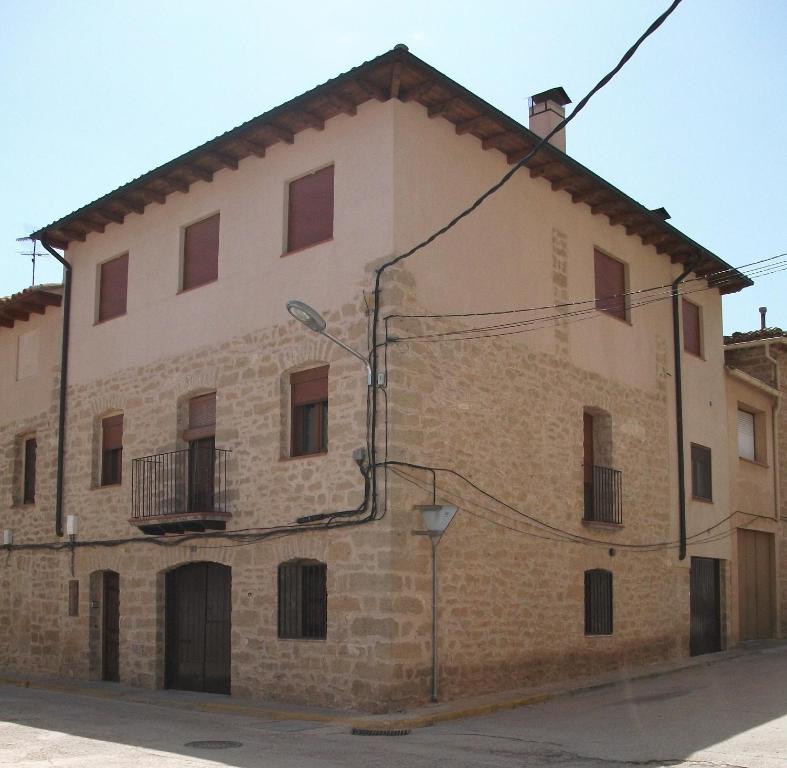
[39,239,71,537]
[672,255,700,561]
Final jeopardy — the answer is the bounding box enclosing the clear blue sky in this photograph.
[1,0,784,334]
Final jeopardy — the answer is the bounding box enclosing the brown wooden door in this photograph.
[738,530,774,640]
[188,437,215,512]
[165,562,231,694]
[690,557,721,656]
[102,571,120,682]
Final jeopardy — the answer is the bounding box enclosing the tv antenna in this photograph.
[16,236,51,286]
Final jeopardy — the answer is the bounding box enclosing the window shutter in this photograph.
[184,392,216,441]
[183,214,220,290]
[98,253,128,322]
[682,299,701,356]
[102,414,124,451]
[594,250,626,321]
[585,570,613,635]
[691,444,712,500]
[291,366,329,406]
[23,437,37,503]
[287,165,334,253]
[737,410,755,461]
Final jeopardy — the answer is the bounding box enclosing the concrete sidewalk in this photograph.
[3,641,785,731]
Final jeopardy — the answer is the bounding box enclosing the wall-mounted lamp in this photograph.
[66,514,78,539]
[413,503,457,703]
[286,300,379,386]
[3,529,12,547]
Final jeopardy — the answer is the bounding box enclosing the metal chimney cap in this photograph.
[529,87,572,107]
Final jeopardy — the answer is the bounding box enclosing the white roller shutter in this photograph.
[737,409,755,461]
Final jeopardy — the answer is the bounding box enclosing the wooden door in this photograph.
[188,437,215,512]
[102,571,120,682]
[690,557,721,656]
[165,562,231,694]
[738,530,774,640]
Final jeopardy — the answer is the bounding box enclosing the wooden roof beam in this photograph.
[234,137,267,157]
[356,78,389,102]
[670,248,695,264]
[551,175,583,192]
[60,226,86,242]
[0,317,13,328]
[296,110,325,131]
[14,300,44,315]
[1,307,29,321]
[326,93,357,116]
[625,221,655,237]
[590,199,619,216]
[96,208,125,225]
[121,197,146,215]
[187,164,213,183]
[205,151,239,170]
[641,230,669,247]
[400,79,435,102]
[656,238,682,255]
[41,233,69,250]
[571,187,600,204]
[263,124,295,144]
[427,97,460,118]
[162,177,190,194]
[389,62,402,99]
[455,115,489,136]
[482,131,515,150]
[529,161,563,179]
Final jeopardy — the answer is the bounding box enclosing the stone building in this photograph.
[0,46,782,712]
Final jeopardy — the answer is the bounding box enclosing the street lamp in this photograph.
[286,300,373,385]
[414,503,457,703]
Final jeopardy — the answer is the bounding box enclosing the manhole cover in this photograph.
[184,740,243,750]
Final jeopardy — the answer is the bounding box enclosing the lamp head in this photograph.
[286,300,326,333]
[416,504,458,536]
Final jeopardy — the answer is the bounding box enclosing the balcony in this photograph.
[131,447,231,534]
[583,465,623,525]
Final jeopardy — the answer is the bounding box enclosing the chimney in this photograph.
[529,87,572,152]
[759,306,767,330]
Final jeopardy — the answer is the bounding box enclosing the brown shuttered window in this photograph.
[594,249,627,322]
[682,299,702,357]
[23,436,36,504]
[278,561,327,640]
[184,392,216,442]
[68,580,80,617]
[585,569,613,635]
[98,253,128,322]
[286,165,334,253]
[101,414,123,486]
[291,367,328,456]
[691,443,712,501]
[183,213,220,290]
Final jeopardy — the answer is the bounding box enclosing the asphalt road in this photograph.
[1,647,786,767]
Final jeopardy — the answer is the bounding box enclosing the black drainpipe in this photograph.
[672,254,700,561]
[39,239,71,538]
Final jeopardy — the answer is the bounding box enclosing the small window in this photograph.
[278,560,327,640]
[691,443,712,501]
[737,409,755,462]
[101,414,123,486]
[182,213,220,291]
[68,580,79,617]
[23,436,37,504]
[585,569,613,635]
[291,367,328,457]
[682,299,702,357]
[98,253,128,322]
[594,249,627,322]
[286,165,334,253]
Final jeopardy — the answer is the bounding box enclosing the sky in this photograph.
[1,0,784,334]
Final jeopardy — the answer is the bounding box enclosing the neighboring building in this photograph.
[724,325,786,638]
[0,46,780,712]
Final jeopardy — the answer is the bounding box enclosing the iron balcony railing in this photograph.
[583,464,623,524]
[131,446,230,520]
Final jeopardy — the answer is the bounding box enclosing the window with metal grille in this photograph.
[286,165,334,253]
[101,414,123,486]
[98,253,128,322]
[594,249,627,322]
[585,569,613,635]
[291,367,328,457]
[682,299,702,357]
[23,436,36,504]
[691,443,712,501]
[737,409,756,462]
[182,213,220,291]
[68,580,79,617]
[278,561,327,639]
